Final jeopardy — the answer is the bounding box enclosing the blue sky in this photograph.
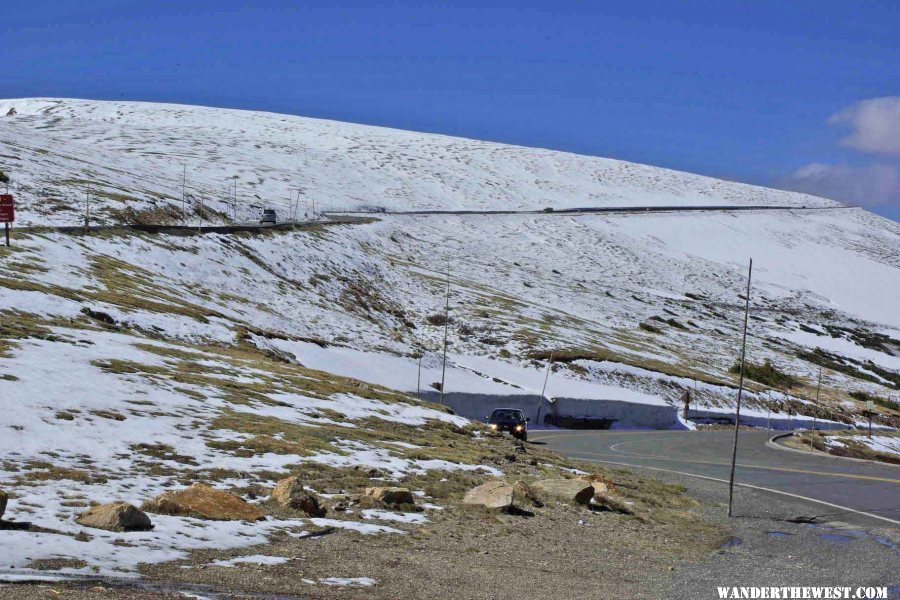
[3,1,899,219]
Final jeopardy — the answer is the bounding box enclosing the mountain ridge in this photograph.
[0,97,841,225]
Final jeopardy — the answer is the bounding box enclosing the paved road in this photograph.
[327,204,855,217]
[532,429,900,527]
[13,215,374,236]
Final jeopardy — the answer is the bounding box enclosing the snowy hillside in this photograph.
[0,98,898,577]
[0,98,838,227]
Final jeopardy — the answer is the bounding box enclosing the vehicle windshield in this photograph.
[490,409,524,421]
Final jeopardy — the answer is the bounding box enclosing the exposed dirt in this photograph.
[4,458,725,600]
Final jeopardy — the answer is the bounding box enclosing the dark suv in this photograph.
[486,408,529,441]
[260,209,277,224]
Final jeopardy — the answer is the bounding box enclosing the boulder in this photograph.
[462,480,536,512]
[143,483,264,521]
[364,487,415,506]
[272,477,326,517]
[0,489,7,520]
[590,493,632,514]
[578,475,612,498]
[76,502,153,532]
[531,479,595,506]
[586,481,609,497]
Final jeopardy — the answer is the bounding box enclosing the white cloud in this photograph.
[777,162,899,208]
[829,97,900,156]
[775,97,900,215]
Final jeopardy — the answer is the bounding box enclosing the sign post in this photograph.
[0,194,14,246]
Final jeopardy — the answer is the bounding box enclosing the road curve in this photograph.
[531,429,900,527]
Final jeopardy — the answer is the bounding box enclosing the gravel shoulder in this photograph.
[3,455,726,599]
[4,445,898,600]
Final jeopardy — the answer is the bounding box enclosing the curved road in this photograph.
[532,429,900,527]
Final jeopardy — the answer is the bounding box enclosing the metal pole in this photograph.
[535,354,554,425]
[416,355,422,399]
[438,262,450,404]
[727,258,752,518]
[812,365,822,437]
[182,164,186,224]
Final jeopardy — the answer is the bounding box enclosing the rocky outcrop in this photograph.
[142,483,264,521]
[578,475,614,499]
[272,477,326,517]
[531,478,595,506]
[76,502,153,532]
[586,481,609,497]
[462,480,537,513]
[578,476,630,513]
[364,487,415,507]
[0,489,7,520]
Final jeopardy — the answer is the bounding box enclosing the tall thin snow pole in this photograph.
[294,188,303,225]
[438,262,451,405]
[727,258,752,518]
[181,165,187,224]
[535,354,554,425]
[813,365,822,433]
[416,355,422,399]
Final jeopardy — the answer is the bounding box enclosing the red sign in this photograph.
[0,195,13,223]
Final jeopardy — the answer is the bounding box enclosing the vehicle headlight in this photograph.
[515,425,523,431]
[489,424,498,430]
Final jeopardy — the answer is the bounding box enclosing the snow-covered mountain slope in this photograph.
[0,98,898,575]
[0,98,838,227]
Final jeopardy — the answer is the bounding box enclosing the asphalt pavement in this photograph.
[531,429,900,527]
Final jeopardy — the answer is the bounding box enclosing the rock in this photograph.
[364,487,415,506]
[530,479,595,506]
[578,475,612,497]
[591,493,632,514]
[462,480,537,512]
[142,483,264,521]
[272,477,326,517]
[76,502,153,532]
[0,489,7,520]
[587,481,609,497]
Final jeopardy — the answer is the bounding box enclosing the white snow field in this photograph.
[0,98,898,577]
[823,433,900,457]
[0,97,838,227]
